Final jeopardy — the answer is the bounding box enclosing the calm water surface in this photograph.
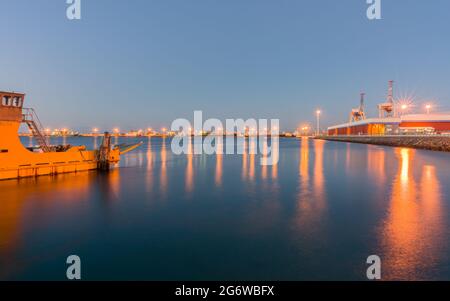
[0,137,449,280]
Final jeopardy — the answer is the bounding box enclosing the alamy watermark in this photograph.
[366,255,381,280]
[66,0,81,20]
[66,1,381,21]
[367,0,382,20]
[170,111,280,166]
[66,255,81,280]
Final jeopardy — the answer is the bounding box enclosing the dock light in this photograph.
[113,128,119,134]
[93,128,98,133]
[426,104,432,114]
[162,127,167,133]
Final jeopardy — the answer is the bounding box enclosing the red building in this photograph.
[328,114,450,136]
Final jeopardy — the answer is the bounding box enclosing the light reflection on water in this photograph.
[380,148,446,280]
[0,137,449,280]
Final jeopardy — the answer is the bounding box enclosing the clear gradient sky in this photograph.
[1,0,450,131]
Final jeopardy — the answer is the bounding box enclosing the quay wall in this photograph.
[317,135,450,152]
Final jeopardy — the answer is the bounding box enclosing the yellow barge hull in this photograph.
[0,118,101,180]
[0,155,99,181]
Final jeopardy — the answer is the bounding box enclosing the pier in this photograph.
[318,135,450,152]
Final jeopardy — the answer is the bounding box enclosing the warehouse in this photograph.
[328,114,450,136]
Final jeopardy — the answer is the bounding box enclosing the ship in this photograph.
[0,91,142,180]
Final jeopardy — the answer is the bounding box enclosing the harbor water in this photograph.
[0,137,449,280]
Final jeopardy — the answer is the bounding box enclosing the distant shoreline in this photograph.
[19,133,308,138]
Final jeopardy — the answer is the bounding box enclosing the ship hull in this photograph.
[0,160,98,180]
[0,119,101,180]
[0,149,99,180]
[1,91,130,181]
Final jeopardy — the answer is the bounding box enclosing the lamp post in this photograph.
[426,104,431,115]
[316,110,321,136]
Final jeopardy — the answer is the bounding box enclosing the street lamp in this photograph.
[425,104,432,114]
[316,110,321,136]
[400,104,408,116]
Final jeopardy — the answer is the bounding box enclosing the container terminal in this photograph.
[322,81,450,152]
[327,81,450,136]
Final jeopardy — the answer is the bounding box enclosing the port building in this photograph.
[327,81,450,136]
[328,114,450,136]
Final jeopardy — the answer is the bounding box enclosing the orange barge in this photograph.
[0,91,141,180]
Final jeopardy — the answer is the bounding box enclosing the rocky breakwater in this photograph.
[318,135,450,152]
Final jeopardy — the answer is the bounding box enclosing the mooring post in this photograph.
[98,132,112,171]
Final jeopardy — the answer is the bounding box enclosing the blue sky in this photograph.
[1,0,450,131]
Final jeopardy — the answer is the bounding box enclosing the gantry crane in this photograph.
[349,92,367,123]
